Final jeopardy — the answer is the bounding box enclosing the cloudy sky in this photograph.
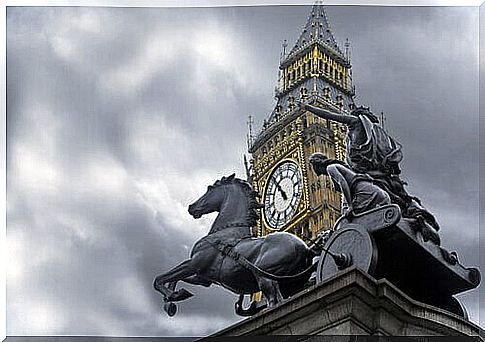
[6,4,481,337]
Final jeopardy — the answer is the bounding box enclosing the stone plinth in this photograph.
[209,267,483,337]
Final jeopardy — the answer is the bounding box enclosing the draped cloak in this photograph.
[346,115,403,176]
[343,115,440,231]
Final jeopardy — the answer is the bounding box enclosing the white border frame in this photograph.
[2,0,483,340]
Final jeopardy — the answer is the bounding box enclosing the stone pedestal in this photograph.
[210,267,483,337]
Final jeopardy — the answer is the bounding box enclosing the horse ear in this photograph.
[228,173,236,180]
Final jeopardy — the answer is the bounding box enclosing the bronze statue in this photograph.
[300,102,440,236]
[153,174,316,317]
[151,171,479,319]
[151,106,479,320]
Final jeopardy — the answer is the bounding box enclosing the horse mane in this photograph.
[213,174,263,227]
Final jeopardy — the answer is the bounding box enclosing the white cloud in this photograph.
[98,32,180,96]
[9,300,67,335]
[47,9,117,65]
[6,229,24,283]
[9,103,63,194]
[95,16,256,101]
[82,152,129,196]
[127,110,220,236]
[12,144,62,194]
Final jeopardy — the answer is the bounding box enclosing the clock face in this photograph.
[264,161,303,229]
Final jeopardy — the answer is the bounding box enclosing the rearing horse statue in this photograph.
[153,174,315,316]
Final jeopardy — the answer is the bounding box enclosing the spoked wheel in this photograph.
[317,227,377,284]
[163,301,177,317]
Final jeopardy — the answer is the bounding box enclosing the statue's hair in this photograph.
[212,174,262,227]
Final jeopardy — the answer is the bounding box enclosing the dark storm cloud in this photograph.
[6,5,481,336]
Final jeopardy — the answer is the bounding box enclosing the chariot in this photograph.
[314,204,479,318]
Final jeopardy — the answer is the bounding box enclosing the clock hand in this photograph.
[275,182,288,201]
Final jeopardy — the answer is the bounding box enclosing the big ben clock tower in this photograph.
[248,2,355,240]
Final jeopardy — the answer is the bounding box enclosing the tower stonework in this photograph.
[249,3,354,239]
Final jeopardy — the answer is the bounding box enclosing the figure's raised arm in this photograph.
[301,102,357,126]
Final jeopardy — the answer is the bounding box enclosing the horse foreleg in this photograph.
[154,259,198,300]
[182,275,212,287]
[162,275,211,304]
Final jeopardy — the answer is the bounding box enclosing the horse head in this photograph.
[188,174,262,231]
[188,174,236,219]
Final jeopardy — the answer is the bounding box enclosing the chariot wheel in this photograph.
[316,226,377,284]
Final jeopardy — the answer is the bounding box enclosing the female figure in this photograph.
[309,153,390,218]
[302,102,439,232]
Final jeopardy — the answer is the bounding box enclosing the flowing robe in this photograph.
[346,115,403,176]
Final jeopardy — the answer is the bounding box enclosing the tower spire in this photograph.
[250,0,355,151]
[284,0,344,63]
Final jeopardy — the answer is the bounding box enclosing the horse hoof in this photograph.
[168,288,194,302]
[164,302,177,316]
